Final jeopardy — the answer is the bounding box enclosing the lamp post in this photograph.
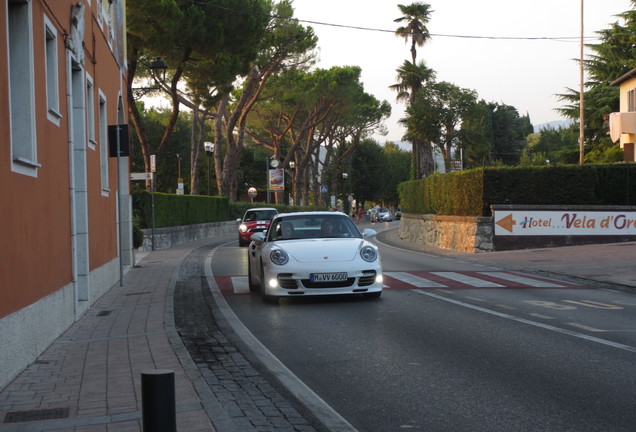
[288,161,296,205]
[267,157,279,204]
[204,142,214,195]
[176,154,183,194]
[132,57,168,99]
[342,172,349,215]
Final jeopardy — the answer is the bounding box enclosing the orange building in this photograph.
[0,0,132,388]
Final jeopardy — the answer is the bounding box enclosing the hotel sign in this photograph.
[494,209,636,236]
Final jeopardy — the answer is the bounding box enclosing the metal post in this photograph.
[266,157,270,204]
[116,124,124,287]
[141,370,176,432]
[151,173,156,251]
[579,0,585,165]
[207,152,211,195]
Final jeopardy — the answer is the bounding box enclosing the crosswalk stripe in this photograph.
[478,272,565,288]
[384,272,447,288]
[231,276,250,294]
[216,271,585,296]
[430,271,505,288]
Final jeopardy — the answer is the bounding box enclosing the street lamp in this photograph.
[176,153,184,194]
[288,161,296,205]
[342,172,350,214]
[132,57,168,99]
[204,142,214,195]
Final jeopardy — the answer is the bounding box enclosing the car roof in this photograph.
[244,207,277,212]
[274,211,348,218]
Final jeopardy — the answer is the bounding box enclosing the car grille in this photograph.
[277,273,298,289]
[248,227,268,233]
[300,278,356,289]
[358,270,377,287]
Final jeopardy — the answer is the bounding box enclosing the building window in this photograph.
[99,92,109,192]
[86,75,96,148]
[8,0,39,174]
[628,89,636,112]
[44,15,60,124]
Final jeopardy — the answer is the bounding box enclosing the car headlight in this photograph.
[239,224,248,233]
[360,245,378,262]
[270,249,289,265]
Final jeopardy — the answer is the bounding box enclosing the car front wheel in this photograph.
[247,258,258,292]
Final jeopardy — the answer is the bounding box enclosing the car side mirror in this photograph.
[236,218,242,223]
[250,232,265,242]
[361,229,377,238]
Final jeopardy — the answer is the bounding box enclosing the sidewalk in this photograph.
[1,228,634,431]
[0,239,225,432]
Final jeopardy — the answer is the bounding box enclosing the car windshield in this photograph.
[269,215,362,241]
[244,210,277,222]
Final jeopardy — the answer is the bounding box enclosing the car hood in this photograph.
[280,239,366,263]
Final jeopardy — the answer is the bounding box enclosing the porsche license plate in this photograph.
[310,272,348,282]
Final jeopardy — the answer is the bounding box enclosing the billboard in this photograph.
[268,169,284,191]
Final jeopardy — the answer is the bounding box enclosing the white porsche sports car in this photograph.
[247,212,383,303]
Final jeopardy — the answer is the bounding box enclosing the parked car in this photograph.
[378,208,393,222]
[237,207,278,247]
[247,212,383,303]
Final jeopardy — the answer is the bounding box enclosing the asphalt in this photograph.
[0,225,634,431]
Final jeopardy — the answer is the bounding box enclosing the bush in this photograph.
[398,164,636,217]
[133,192,229,228]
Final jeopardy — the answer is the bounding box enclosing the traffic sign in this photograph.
[130,172,153,181]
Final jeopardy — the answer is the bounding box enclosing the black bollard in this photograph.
[141,369,176,432]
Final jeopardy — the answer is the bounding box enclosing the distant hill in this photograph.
[533,120,573,132]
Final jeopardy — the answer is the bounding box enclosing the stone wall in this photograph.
[398,213,494,253]
[138,221,237,251]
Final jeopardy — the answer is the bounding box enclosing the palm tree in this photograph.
[391,60,436,178]
[390,60,436,105]
[394,3,433,64]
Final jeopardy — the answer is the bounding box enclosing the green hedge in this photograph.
[133,192,229,228]
[398,164,636,217]
[228,202,327,220]
[133,191,328,228]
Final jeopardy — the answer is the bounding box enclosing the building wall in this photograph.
[0,0,130,389]
[618,76,636,161]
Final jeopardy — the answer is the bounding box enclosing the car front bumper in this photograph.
[261,264,383,297]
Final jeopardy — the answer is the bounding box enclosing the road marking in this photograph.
[528,313,556,320]
[431,271,504,288]
[414,289,636,354]
[384,272,447,288]
[567,322,607,332]
[479,271,564,288]
[231,276,249,294]
[218,271,588,296]
[563,300,623,310]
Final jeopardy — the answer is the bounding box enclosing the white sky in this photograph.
[291,0,634,143]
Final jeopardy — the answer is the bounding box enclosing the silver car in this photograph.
[247,212,383,303]
[378,208,393,222]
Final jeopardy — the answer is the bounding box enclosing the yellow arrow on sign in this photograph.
[496,214,516,233]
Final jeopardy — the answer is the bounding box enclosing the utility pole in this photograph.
[579,0,585,165]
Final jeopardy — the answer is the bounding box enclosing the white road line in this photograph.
[384,272,447,288]
[231,276,250,294]
[431,272,505,288]
[479,271,565,288]
[414,289,636,354]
